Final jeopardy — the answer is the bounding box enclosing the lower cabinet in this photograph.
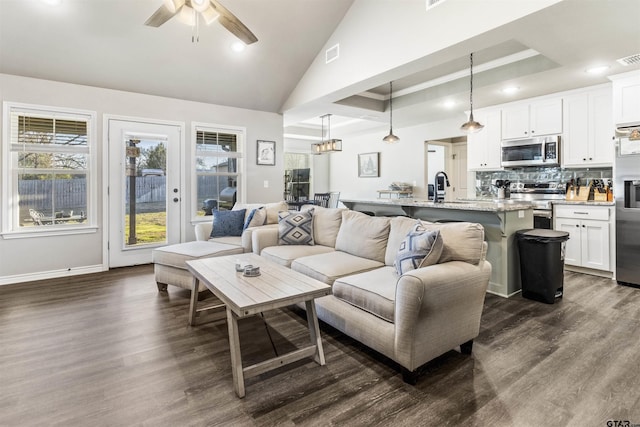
[554,205,611,271]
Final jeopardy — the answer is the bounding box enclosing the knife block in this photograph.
[565,185,591,201]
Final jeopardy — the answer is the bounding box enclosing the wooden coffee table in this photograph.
[185,253,331,398]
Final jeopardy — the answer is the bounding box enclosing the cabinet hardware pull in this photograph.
[574,212,589,215]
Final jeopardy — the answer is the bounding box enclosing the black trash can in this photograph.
[516,229,570,304]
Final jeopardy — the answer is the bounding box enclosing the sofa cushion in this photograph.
[420,221,485,265]
[244,207,266,230]
[291,251,384,285]
[152,241,243,269]
[261,244,335,267]
[209,235,242,247]
[278,209,315,245]
[302,205,344,247]
[332,266,398,323]
[394,225,443,275]
[335,210,390,263]
[264,201,289,224]
[211,209,246,238]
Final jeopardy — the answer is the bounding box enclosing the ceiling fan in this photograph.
[144,0,258,45]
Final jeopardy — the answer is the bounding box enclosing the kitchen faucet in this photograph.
[434,171,450,203]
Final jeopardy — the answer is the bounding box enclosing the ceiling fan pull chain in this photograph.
[192,11,200,43]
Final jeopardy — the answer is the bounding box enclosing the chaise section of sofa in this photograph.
[251,208,492,383]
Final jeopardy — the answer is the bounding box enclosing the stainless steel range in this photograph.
[508,182,566,229]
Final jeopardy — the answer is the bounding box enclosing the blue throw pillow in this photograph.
[210,209,246,238]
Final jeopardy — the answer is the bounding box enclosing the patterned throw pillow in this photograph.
[394,223,443,275]
[243,207,267,230]
[278,209,315,245]
[210,209,246,238]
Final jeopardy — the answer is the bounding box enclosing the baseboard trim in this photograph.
[0,265,107,286]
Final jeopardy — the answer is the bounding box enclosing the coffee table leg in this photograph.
[305,300,325,366]
[226,308,245,398]
[188,277,199,326]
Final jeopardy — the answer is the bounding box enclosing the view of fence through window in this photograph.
[12,112,90,228]
[196,129,240,216]
[124,137,167,246]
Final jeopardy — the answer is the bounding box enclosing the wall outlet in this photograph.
[518,210,524,218]
[263,180,269,188]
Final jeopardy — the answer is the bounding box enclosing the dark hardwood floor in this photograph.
[1,266,639,426]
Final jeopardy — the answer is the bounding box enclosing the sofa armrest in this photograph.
[195,222,213,241]
[251,226,279,254]
[242,224,278,253]
[393,260,492,370]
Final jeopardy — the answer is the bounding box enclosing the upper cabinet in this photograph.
[467,109,502,170]
[501,98,563,140]
[610,70,640,125]
[562,87,614,167]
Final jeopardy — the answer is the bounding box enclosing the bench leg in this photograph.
[156,282,168,292]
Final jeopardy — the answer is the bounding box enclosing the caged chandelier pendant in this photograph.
[311,114,342,154]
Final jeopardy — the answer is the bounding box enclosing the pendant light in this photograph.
[311,114,342,154]
[382,81,400,143]
[460,53,484,134]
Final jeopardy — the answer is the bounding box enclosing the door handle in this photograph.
[173,197,179,203]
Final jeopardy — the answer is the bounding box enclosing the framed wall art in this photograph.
[358,152,380,177]
[256,140,275,165]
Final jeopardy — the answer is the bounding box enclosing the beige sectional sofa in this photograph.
[251,206,492,383]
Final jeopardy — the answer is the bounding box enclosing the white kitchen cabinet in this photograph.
[554,205,611,271]
[467,109,501,170]
[562,87,614,167]
[502,98,563,140]
[610,70,640,125]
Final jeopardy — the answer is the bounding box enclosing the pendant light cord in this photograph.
[469,53,474,115]
[389,81,394,132]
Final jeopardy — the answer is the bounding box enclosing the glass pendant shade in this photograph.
[383,81,399,143]
[177,5,196,26]
[201,6,220,24]
[461,52,484,134]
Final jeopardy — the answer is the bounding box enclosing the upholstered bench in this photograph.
[152,241,244,293]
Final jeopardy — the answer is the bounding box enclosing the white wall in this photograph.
[329,117,464,200]
[0,73,283,284]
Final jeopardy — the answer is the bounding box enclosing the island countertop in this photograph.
[339,197,534,212]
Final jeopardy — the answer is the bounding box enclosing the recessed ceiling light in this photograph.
[585,65,610,74]
[442,100,456,109]
[502,86,519,95]
[40,0,62,4]
[231,42,246,52]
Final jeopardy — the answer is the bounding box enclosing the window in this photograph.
[2,103,96,234]
[193,124,244,217]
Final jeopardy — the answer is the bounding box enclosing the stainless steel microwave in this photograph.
[501,135,560,167]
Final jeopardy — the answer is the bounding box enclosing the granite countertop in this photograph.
[339,198,535,213]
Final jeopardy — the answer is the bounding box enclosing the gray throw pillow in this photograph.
[394,223,443,275]
[278,209,315,245]
[210,209,246,238]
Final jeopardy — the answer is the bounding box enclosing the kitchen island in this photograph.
[340,198,534,298]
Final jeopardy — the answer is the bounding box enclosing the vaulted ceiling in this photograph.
[1,0,639,139]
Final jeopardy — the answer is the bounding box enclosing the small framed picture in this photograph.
[358,152,380,177]
[256,140,276,166]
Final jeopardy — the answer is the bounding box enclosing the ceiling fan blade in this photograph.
[144,4,178,27]
[210,0,258,44]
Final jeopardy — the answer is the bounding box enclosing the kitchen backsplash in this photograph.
[475,167,612,197]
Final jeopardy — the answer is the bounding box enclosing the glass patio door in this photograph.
[107,118,182,268]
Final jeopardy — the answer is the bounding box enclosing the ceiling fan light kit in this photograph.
[461,52,484,134]
[383,81,400,143]
[146,0,258,45]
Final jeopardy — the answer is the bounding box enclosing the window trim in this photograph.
[1,102,98,238]
[190,122,246,222]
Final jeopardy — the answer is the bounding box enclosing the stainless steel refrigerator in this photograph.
[615,125,640,287]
